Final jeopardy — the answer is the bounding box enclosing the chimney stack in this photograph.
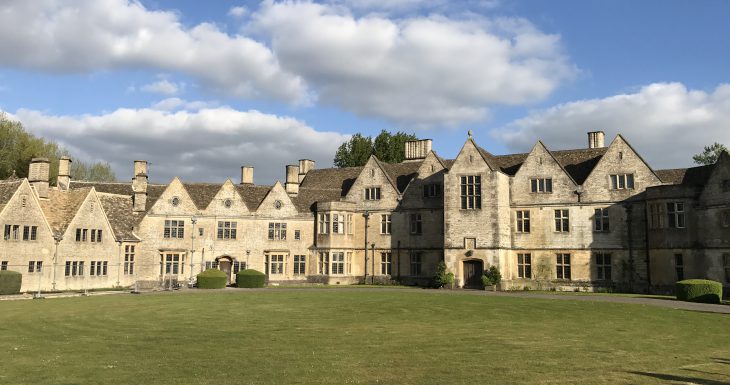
[132,160,148,212]
[298,159,315,183]
[285,165,300,195]
[58,156,72,192]
[588,131,605,149]
[241,166,254,185]
[29,158,50,199]
[404,139,433,161]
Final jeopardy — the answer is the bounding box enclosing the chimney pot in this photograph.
[241,166,254,184]
[404,139,433,161]
[29,158,50,199]
[588,131,605,149]
[285,165,299,195]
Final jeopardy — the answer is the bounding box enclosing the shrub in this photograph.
[481,265,502,287]
[0,271,22,295]
[196,269,227,289]
[236,269,266,288]
[675,279,722,304]
[433,261,454,288]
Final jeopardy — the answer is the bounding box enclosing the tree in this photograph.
[692,142,728,165]
[334,130,418,167]
[0,113,116,183]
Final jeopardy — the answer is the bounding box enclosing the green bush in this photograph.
[0,271,22,295]
[675,279,722,304]
[196,269,228,289]
[481,265,502,287]
[236,269,266,288]
[433,261,454,288]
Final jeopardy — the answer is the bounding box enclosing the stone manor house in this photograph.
[1,131,729,293]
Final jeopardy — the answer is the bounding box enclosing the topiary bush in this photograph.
[0,271,22,295]
[196,269,228,289]
[236,269,266,288]
[675,279,722,304]
[481,265,502,288]
[432,261,455,289]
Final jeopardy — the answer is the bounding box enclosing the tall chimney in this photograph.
[132,160,148,212]
[29,158,50,199]
[241,166,254,185]
[285,165,299,195]
[298,159,315,183]
[588,131,605,149]
[404,139,433,161]
[58,156,72,192]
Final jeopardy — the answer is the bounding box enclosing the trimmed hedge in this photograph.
[196,269,228,289]
[0,271,22,295]
[676,279,722,304]
[236,269,266,288]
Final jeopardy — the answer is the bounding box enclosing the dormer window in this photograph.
[365,187,381,200]
[610,174,634,190]
[530,178,552,193]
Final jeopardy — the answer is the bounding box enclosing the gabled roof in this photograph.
[70,181,167,215]
[234,184,273,211]
[656,164,716,186]
[474,142,502,172]
[183,183,224,210]
[299,166,363,196]
[0,179,22,207]
[97,193,140,241]
[485,147,608,184]
[39,188,91,237]
[380,161,421,193]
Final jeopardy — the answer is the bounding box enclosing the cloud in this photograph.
[9,107,348,184]
[228,6,248,18]
[140,79,182,95]
[0,0,308,103]
[151,98,216,111]
[491,82,730,169]
[251,1,575,126]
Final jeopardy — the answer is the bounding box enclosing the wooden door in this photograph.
[219,259,232,284]
[463,260,484,289]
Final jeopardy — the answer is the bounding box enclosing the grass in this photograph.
[1,290,729,385]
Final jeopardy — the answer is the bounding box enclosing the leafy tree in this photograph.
[0,113,116,183]
[334,130,418,167]
[692,142,728,165]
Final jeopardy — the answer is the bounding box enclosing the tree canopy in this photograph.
[0,113,116,183]
[692,142,728,165]
[334,130,418,167]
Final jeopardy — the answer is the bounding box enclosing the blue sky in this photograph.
[0,0,728,183]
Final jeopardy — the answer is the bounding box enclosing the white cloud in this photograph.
[0,0,308,103]
[228,6,248,18]
[491,82,730,169]
[140,79,181,95]
[251,1,575,126]
[9,107,348,184]
[151,98,216,111]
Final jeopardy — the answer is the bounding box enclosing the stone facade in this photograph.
[1,132,729,293]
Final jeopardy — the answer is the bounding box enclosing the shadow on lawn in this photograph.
[713,358,730,365]
[628,371,730,385]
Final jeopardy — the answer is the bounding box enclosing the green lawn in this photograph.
[1,290,728,385]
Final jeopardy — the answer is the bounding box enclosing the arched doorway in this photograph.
[463,260,484,289]
[217,256,233,284]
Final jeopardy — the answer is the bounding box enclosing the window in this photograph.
[364,187,381,200]
[4,224,20,240]
[90,261,108,276]
[233,261,247,274]
[410,213,422,235]
[217,221,237,240]
[610,174,635,190]
[318,213,330,234]
[675,254,684,281]
[554,209,570,232]
[294,255,306,275]
[0,261,7,270]
[516,211,530,233]
[723,253,730,283]
[267,255,285,275]
[410,252,422,276]
[82,229,88,242]
[594,208,610,232]
[381,214,391,234]
[331,252,345,275]
[318,252,329,275]
[460,175,481,209]
[124,245,135,275]
[596,253,612,280]
[20,225,38,241]
[205,261,219,270]
[556,254,571,280]
[530,178,553,193]
[30,226,37,241]
[161,253,184,275]
[423,183,442,198]
[28,261,42,273]
[268,222,287,240]
[346,214,353,235]
[667,202,686,228]
[65,261,84,277]
[198,228,204,237]
[23,226,29,241]
[332,214,345,234]
[91,229,103,243]
[517,253,531,278]
[294,230,301,240]
[380,252,392,275]
[649,203,665,229]
[163,220,184,238]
